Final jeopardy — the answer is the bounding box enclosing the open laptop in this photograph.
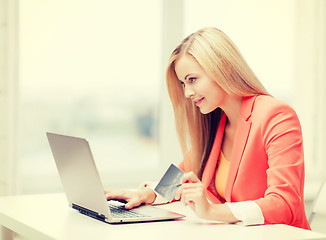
[46,132,185,224]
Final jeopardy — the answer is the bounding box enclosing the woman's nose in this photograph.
[184,85,195,98]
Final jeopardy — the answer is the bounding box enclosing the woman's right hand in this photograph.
[104,188,156,209]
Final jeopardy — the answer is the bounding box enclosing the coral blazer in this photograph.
[179,95,310,230]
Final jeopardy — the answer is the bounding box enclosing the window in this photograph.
[18,0,162,193]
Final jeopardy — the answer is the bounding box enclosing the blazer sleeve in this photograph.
[254,103,306,226]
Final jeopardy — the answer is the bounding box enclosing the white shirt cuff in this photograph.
[225,201,264,226]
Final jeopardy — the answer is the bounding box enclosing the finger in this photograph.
[181,171,200,184]
[181,182,203,190]
[105,190,129,201]
[175,172,195,200]
[106,192,127,200]
[175,184,183,200]
[125,198,142,209]
[180,191,196,206]
[104,189,115,196]
[181,189,199,206]
[181,187,208,210]
[175,181,203,200]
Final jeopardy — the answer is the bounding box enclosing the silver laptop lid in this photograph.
[46,132,111,220]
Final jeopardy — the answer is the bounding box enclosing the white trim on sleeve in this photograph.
[225,201,264,226]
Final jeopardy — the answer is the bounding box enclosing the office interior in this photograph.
[0,0,325,237]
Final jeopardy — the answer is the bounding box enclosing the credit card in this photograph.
[154,164,185,202]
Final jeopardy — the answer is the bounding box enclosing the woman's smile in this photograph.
[195,97,205,106]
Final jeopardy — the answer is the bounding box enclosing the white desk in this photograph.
[0,193,325,240]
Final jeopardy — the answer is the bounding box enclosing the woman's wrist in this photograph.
[206,204,240,223]
[141,188,156,204]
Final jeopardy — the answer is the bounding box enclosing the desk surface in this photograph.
[0,193,325,240]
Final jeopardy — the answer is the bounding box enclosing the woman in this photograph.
[105,27,310,229]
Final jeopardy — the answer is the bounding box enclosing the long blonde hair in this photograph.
[166,27,269,178]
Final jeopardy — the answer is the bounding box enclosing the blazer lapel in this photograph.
[224,96,257,202]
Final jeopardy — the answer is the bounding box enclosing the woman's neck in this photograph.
[220,95,242,129]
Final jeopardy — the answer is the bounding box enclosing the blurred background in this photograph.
[1,0,326,232]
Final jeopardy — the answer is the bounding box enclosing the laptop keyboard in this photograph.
[108,201,149,219]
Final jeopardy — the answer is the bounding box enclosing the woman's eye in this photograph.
[189,77,196,83]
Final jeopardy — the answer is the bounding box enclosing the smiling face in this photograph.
[174,54,228,114]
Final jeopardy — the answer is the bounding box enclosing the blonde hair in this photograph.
[166,27,269,178]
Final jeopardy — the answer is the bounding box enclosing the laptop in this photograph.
[46,132,185,224]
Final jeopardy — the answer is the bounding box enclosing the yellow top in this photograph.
[215,151,230,200]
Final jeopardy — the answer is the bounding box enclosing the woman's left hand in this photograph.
[175,171,211,219]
